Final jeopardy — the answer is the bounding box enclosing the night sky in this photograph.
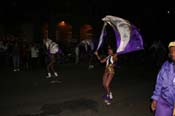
[0,1,168,19]
[0,1,175,43]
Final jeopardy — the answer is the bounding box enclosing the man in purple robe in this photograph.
[151,41,175,116]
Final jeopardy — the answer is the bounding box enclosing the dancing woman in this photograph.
[43,38,59,78]
[95,47,117,105]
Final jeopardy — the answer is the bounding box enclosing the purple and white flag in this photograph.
[97,15,144,54]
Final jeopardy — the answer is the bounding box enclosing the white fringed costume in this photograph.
[44,38,59,54]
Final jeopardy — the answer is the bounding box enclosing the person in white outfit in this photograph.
[43,38,59,79]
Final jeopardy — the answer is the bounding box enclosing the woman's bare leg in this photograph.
[50,63,55,72]
[103,72,109,94]
[105,73,114,95]
[46,55,55,78]
[103,73,108,88]
[50,55,58,77]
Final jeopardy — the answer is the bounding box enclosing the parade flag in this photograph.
[97,15,144,54]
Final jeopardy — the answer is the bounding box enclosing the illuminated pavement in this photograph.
[0,62,156,116]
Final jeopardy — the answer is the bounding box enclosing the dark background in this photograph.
[0,1,175,44]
